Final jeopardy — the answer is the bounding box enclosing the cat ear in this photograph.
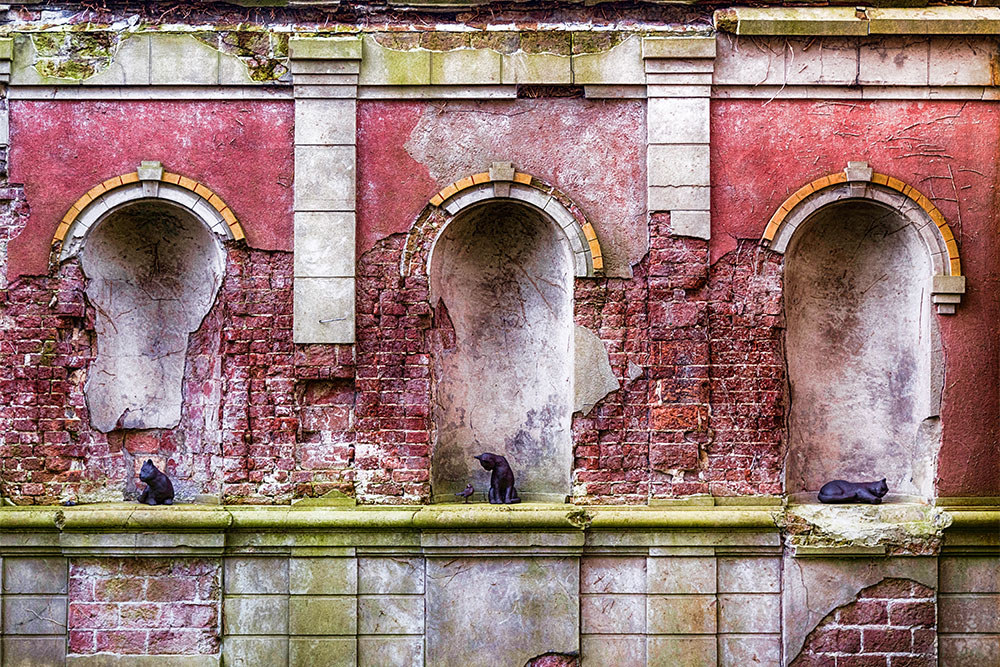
[145,459,153,465]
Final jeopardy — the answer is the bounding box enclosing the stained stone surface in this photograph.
[784,200,938,497]
[574,325,620,416]
[425,556,579,667]
[80,201,225,432]
[430,202,574,501]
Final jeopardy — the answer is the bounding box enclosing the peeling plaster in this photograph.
[80,201,225,432]
[573,324,619,416]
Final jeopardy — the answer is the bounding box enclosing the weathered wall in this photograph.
[6,99,294,281]
[356,99,647,276]
[712,99,1000,498]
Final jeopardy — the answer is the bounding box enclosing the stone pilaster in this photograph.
[643,37,716,240]
[290,37,361,344]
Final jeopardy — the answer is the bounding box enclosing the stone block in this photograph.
[858,36,929,86]
[358,636,423,667]
[294,99,357,146]
[223,596,289,636]
[581,594,645,634]
[642,37,716,60]
[647,98,709,144]
[939,594,1000,633]
[3,636,67,666]
[293,277,356,344]
[501,52,572,85]
[784,38,859,86]
[648,145,711,187]
[149,34,220,85]
[425,557,578,667]
[713,35,784,87]
[648,185,711,211]
[718,634,781,666]
[939,635,1000,667]
[940,556,1000,593]
[868,7,1000,35]
[3,557,67,594]
[225,557,288,595]
[289,557,357,595]
[289,637,356,667]
[290,37,362,61]
[646,595,717,634]
[288,596,357,635]
[928,38,994,86]
[293,145,356,212]
[581,635,644,667]
[718,557,781,593]
[219,51,256,85]
[646,636,716,667]
[223,637,288,667]
[572,36,644,85]
[670,211,711,240]
[294,211,356,279]
[581,556,646,594]
[85,35,151,86]
[359,595,423,634]
[647,557,716,594]
[360,37,430,85]
[719,593,781,633]
[719,7,868,37]
[430,48,502,85]
[359,557,424,595]
[3,597,66,635]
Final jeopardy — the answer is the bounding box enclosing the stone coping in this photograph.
[0,503,994,533]
[715,6,1000,36]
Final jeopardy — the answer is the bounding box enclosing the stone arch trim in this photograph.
[53,163,245,261]
[762,163,966,314]
[409,165,604,277]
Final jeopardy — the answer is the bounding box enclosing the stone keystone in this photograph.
[137,161,164,181]
[844,161,873,182]
[489,161,516,181]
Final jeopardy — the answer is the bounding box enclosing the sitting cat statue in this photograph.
[818,478,888,504]
[474,453,521,504]
[137,459,175,506]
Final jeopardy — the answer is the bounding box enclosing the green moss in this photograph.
[36,59,96,80]
[31,32,65,57]
[246,56,289,82]
[469,31,518,54]
[222,30,271,57]
[519,31,572,56]
[271,33,290,58]
[571,31,624,55]
[69,31,115,58]
[373,32,421,51]
[420,32,470,51]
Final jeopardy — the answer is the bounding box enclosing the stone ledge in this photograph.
[715,6,1000,36]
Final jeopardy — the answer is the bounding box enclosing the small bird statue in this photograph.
[455,483,474,503]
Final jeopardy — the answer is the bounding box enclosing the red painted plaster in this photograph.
[712,100,1000,496]
[356,99,647,276]
[7,100,294,280]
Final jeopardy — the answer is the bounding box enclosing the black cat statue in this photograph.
[138,459,175,506]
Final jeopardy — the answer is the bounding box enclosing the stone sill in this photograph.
[0,503,994,533]
[715,6,1000,36]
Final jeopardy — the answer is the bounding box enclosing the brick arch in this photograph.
[762,164,961,277]
[762,163,966,314]
[53,164,245,261]
[402,167,604,278]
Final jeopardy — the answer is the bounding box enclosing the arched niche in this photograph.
[781,196,943,500]
[60,170,233,433]
[428,199,575,503]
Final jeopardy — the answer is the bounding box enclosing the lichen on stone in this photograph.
[782,502,953,556]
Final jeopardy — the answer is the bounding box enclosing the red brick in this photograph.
[94,577,145,602]
[839,600,889,625]
[95,630,148,654]
[888,601,935,627]
[863,628,913,653]
[837,657,887,667]
[69,603,119,630]
[809,627,861,654]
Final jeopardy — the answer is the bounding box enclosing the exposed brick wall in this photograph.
[791,578,937,667]
[68,558,221,656]
[355,233,433,504]
[707,240,785,497]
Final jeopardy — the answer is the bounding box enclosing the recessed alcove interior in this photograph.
[428,200,574,503]
[79,200,226,440]
[784,199,941,502]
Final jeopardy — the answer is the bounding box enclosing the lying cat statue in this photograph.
[138,459,175,506]
[818,478,888,504]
